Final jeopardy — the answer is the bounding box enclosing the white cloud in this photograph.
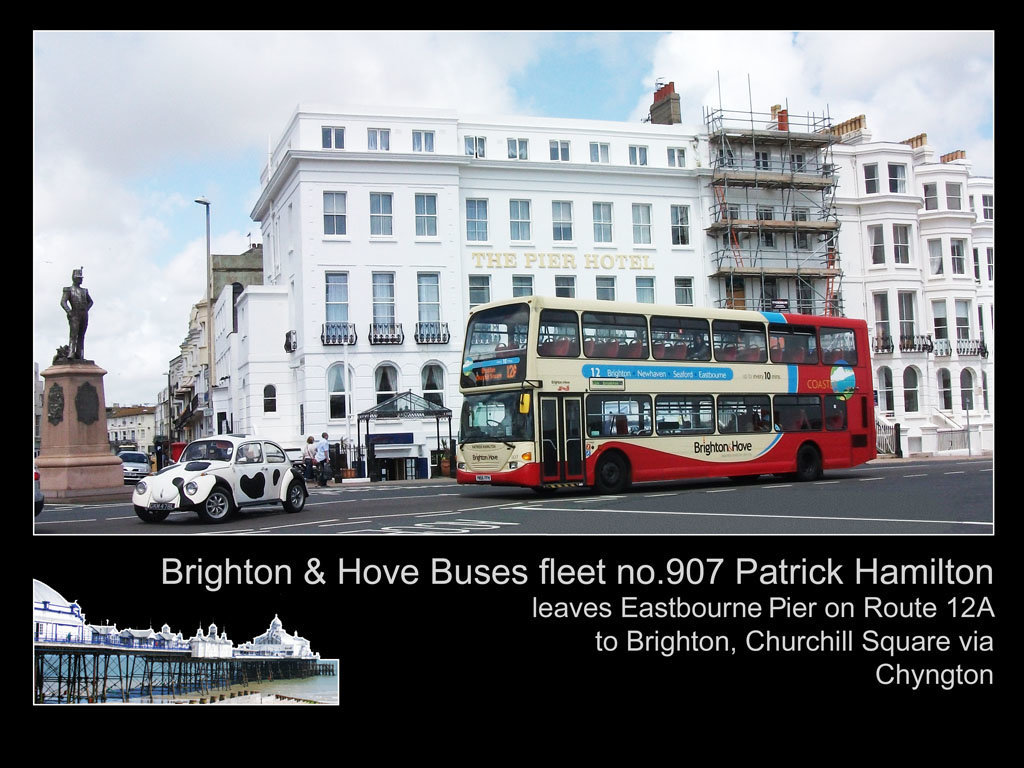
[33,30,995,407]
[33,31,539,405]
[638,30,993,175]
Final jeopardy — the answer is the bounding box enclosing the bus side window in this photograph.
[538,309,580,357]
[820,327,858,366]
[824,395,848,431]
[769,324,818,365]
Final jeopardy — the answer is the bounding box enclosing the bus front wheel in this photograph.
[794,444,823,482]
[594,453,630,494]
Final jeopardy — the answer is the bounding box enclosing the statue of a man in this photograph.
[60,268,94,360]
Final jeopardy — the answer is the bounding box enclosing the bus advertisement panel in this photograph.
[457,296,875,493]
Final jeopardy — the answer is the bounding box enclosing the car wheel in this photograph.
[196,487,235,523]
[134,505,170,523]
[594,452,630,494]
[794,444,823,482]
[283,480,306,513]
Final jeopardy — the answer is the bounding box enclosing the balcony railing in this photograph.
[414,322,450,344]
[872,335,895,354]
[899,334,933,353]
[369,323,404,345]
[957,338,988,358]
[321,322,357,346]
[881,335,987,358]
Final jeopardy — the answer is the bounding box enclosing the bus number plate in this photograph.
[476,474,492,482]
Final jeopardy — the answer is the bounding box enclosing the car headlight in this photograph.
[184,481,198,496]
[135,481,146,494]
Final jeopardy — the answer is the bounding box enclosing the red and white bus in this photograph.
[457,296,875,493]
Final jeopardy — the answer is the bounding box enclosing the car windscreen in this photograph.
[120,453,148,464]
[181,440,234,462]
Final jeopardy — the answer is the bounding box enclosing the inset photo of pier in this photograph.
[32,579,339,705]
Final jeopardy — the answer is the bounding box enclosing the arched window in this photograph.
[960,369,974,411]
[937,368,952,410]
[327,364,351,419]
[421,363,445,407]
[902,368,919,413]
[375,364,398,405]
[876,366,893,413]
[263,385,277,413]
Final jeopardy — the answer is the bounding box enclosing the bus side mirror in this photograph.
[519,393,531,414]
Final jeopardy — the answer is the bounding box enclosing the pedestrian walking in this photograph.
[302,436,316,480]
[315,432,331,487]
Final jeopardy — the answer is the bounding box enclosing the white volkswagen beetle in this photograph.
[132,435,308,523]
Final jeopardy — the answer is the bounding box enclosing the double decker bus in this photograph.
[457,296,875,493]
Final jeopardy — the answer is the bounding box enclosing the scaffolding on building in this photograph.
[702,96,843,316]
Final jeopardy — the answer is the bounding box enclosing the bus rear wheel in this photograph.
[594,453,630,494]
[794,444,823,482]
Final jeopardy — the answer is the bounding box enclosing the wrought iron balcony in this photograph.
[322,322,357,345]
[872,335,895,354]
[899,334,934,353]
[956,338,989,358]
[414,322,450,344]
[369,323,404,345]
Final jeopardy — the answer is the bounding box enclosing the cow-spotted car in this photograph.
[132,436,308,523]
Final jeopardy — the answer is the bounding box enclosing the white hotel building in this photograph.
[233,88,992,473]
[830,117,994,454]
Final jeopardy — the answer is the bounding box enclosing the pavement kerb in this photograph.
[39,453,992,504]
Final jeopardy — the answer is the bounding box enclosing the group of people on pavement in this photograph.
[302,432,332,487]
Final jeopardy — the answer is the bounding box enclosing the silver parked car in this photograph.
[118,451,152,484]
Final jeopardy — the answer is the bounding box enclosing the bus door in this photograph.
[539,394,584,485]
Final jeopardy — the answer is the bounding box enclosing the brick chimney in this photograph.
[940,149,967,163]
[830,115,870,144]
[901,133,928,149]
[649,82,682,125]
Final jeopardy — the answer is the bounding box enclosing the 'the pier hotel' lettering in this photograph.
[470,252,655,271]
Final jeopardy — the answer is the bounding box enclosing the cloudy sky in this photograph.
[33,30,994,406]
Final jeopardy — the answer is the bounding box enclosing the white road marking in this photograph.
[516,505,992,527]
[34,518,97,524]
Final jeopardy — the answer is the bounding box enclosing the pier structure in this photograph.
[33,580,333,704]
[33,641,334,703]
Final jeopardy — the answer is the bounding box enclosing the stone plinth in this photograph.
[37,361,124,498]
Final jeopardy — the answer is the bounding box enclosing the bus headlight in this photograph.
[457,462,466,470]
[508,461,518,469]
[184,481,199,496]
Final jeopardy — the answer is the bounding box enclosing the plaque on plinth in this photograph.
[37,362,124,499]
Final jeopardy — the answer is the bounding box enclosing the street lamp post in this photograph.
[195,197,212,437]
